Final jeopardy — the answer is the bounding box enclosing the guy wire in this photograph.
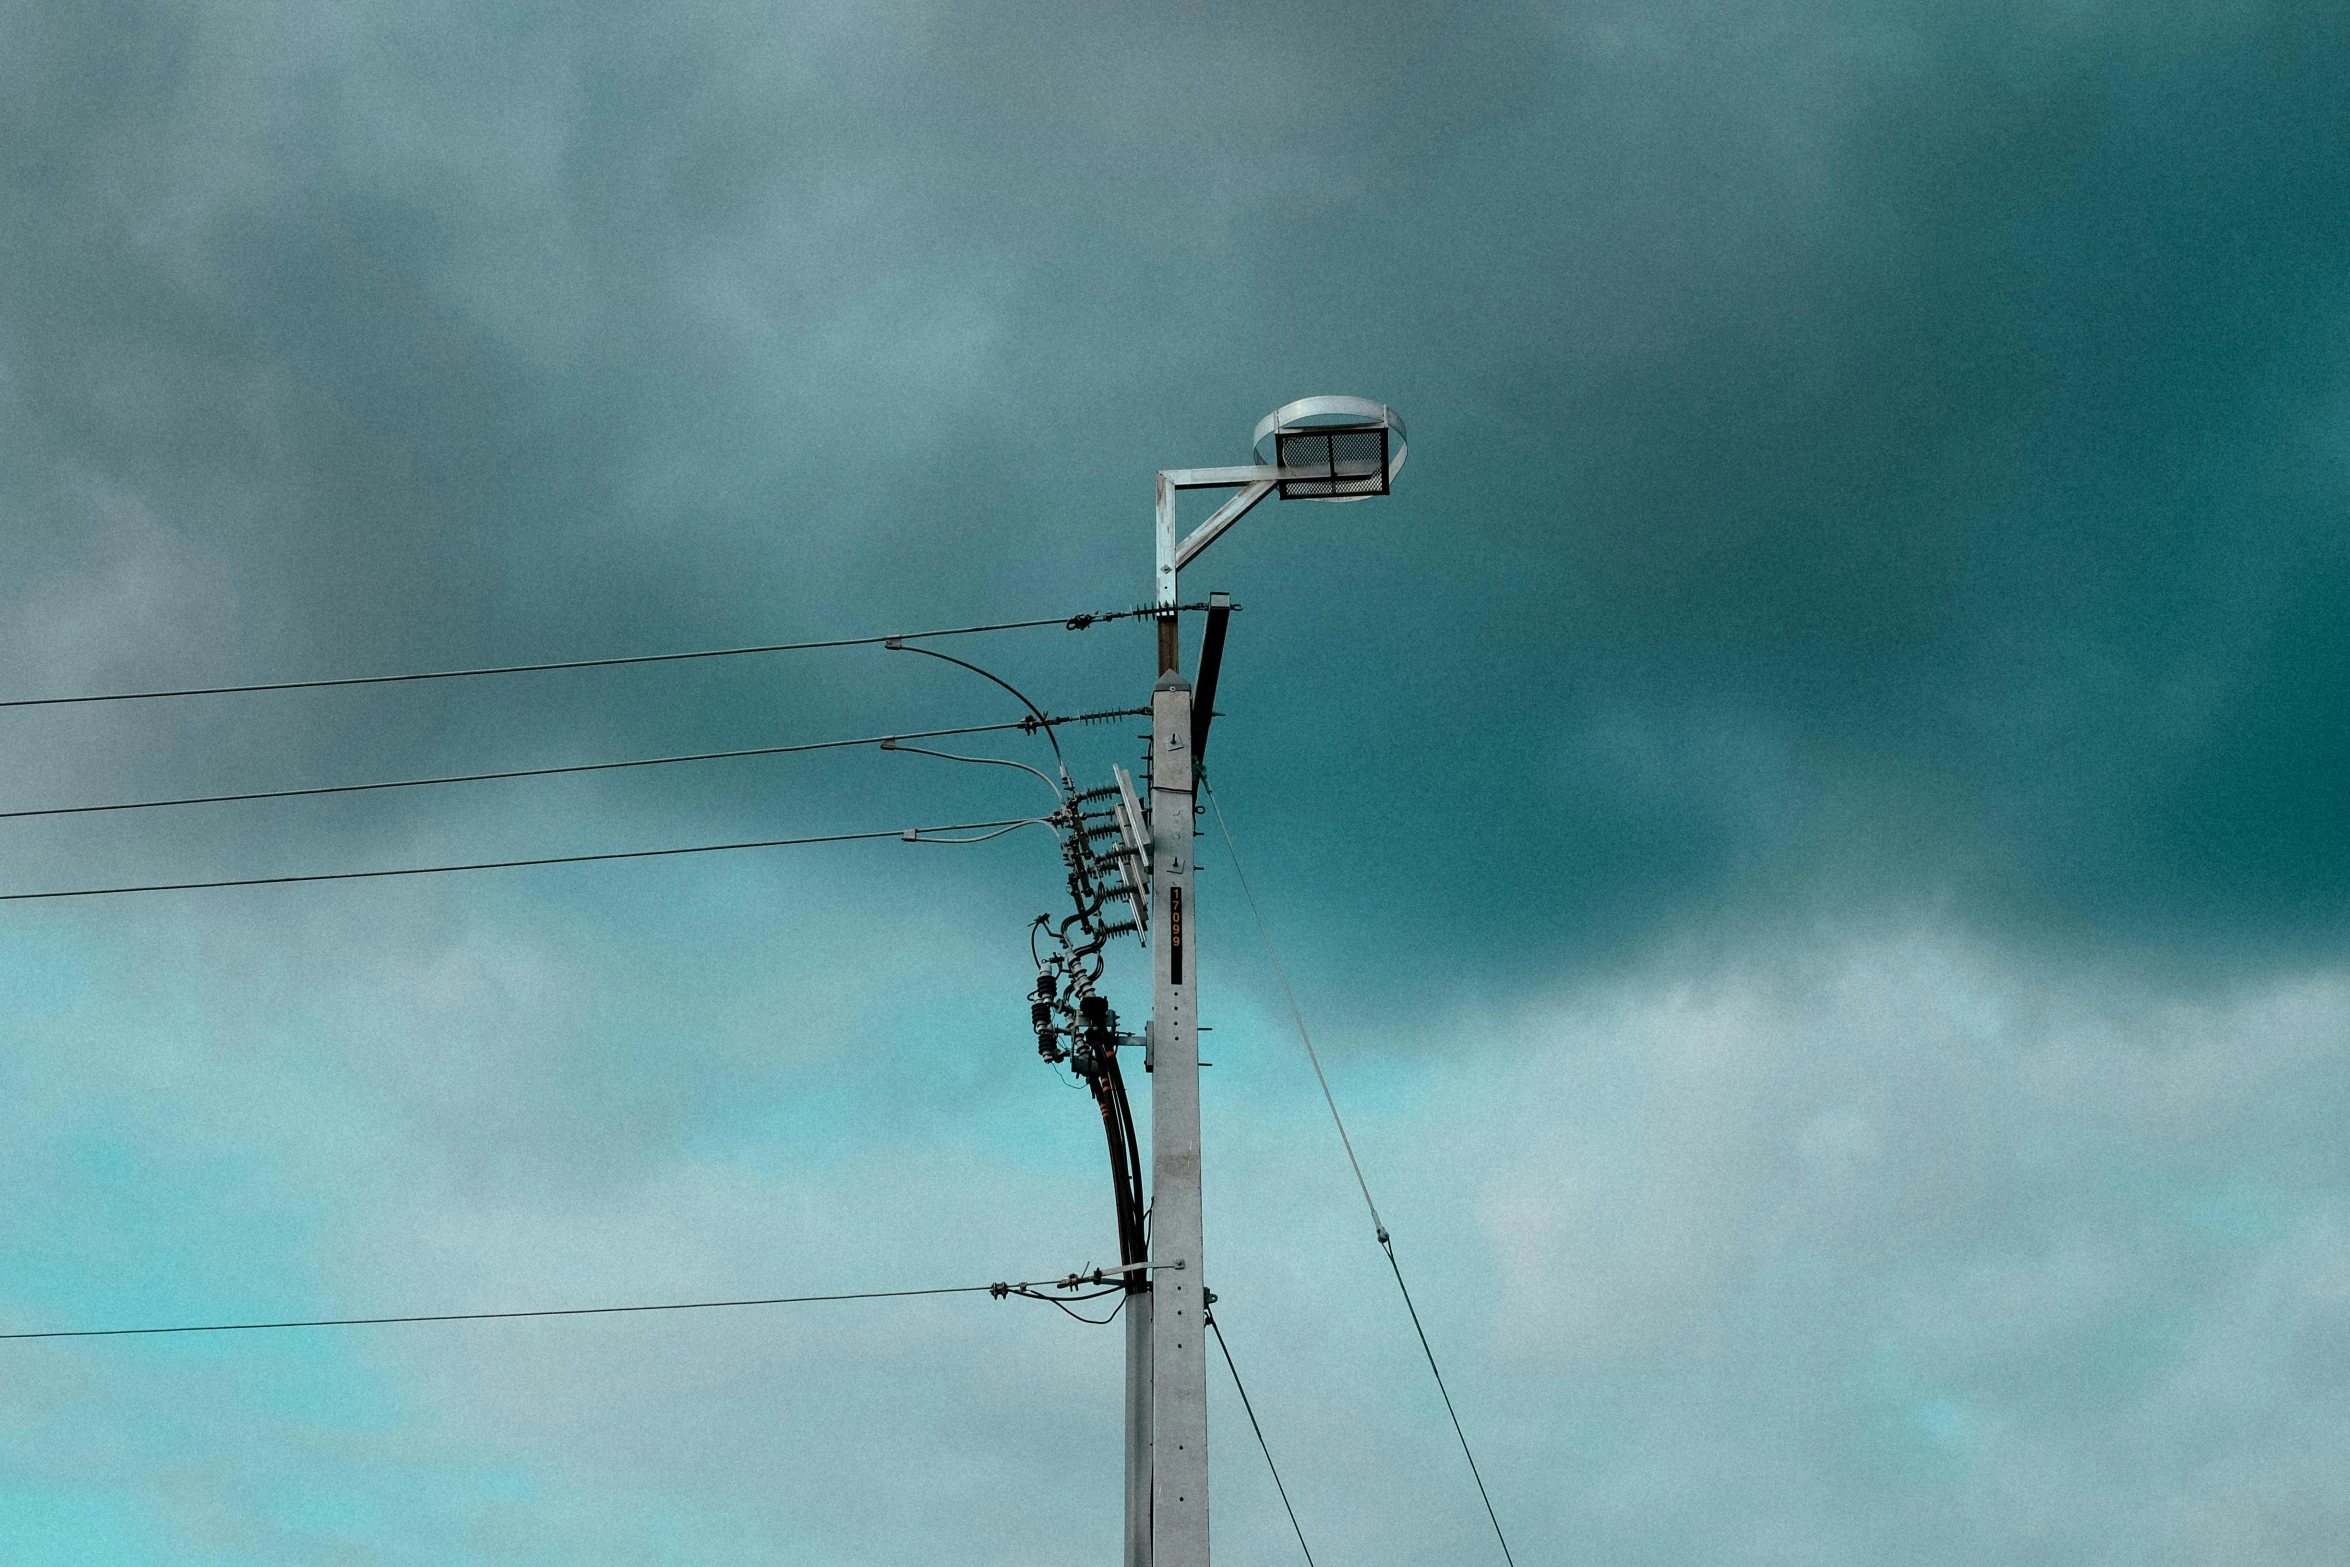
[1204,778,1518,1567]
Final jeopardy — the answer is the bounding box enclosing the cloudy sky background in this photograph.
[2,0,2346,1561]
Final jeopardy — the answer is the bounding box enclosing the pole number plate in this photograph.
[1169,886,1184,985]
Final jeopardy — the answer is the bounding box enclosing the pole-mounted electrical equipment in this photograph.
[1025,396,1407,1567]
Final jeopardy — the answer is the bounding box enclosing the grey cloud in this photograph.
[1469,931,2350,1563]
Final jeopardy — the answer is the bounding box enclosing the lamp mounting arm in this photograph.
[1157,468,1299,608]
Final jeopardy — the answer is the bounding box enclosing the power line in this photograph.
[0,711,1145,822]
[0,818,1051,903]
[0,606,1203,712]
[0,1286,999,1340]
[887,642,1066,769]
[882,742,1067,807]
[0,1271,1161,1341]
[1207,1303,1317,1567]
[1204,780,1518,1567]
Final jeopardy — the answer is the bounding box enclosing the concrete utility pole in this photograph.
[1133,398,1405,1567]
[1147,654,1206,1567]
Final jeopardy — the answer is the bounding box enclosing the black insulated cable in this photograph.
[1084,1049,1147,1284]
[1090,1066,1142,1270]
[1010,1287,1129,1326]
[1107,1052,1146,1281]
[885,642,1064,769]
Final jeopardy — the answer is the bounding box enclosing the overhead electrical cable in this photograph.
[0,711,1145,822]
[0,605,1212,712]
[911,820,1052,846]
[0,1268,1168,1341]
[1204,780,1518,1567]
[885,641,1066,768]
[0,1286,997,1339]
[880,741,1068,806]
[0,818,1052,903]
[1006,1286,1129,1326]
[1207,1304,1318,1567]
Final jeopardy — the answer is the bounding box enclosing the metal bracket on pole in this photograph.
[1191,593,1231,763]
[1154,474,1182,608]
[1174,480,1276,572]
[1032,1259,1183,1289]
[1112,765,1152,936]
[1154,465,1296,667]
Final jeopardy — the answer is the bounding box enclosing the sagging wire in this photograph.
[1010,1287,1130,1327]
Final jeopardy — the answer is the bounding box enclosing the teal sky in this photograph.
[3,2,2346,1562]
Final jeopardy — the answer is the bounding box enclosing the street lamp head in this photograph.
[1252,395,1407,502]
[1153,395,1409,639]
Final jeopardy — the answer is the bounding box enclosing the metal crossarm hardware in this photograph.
[1113,765,1153,935]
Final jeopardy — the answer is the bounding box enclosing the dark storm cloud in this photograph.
[7,0,2340,997]
[1156,1,2350,1002]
